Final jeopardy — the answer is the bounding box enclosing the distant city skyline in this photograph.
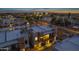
[0,8,79,11]
[0,8,79,13]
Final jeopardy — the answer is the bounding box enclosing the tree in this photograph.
[0,19,3,23]
[50,15,56,25]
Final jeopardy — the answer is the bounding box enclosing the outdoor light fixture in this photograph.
[35,37,38,41]
[27,22,29,25]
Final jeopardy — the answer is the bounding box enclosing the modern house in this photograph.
[28,25,55,50]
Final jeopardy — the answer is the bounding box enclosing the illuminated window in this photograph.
[40,34,49,40]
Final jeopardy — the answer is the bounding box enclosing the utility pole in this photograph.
[62,16,65,27]
[68,13,73,26]
[53,26,57,44]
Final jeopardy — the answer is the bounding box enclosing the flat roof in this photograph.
[31,25,54,33]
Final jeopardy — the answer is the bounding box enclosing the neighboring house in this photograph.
[0,18,15,27]
[14,18,27,26]
[28,25,55,49]
[0,19,9,27]
[41,16,52,23]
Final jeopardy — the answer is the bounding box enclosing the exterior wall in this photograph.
[0,30,22,47]
[0,32,5,43]
[6,30,21,41]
